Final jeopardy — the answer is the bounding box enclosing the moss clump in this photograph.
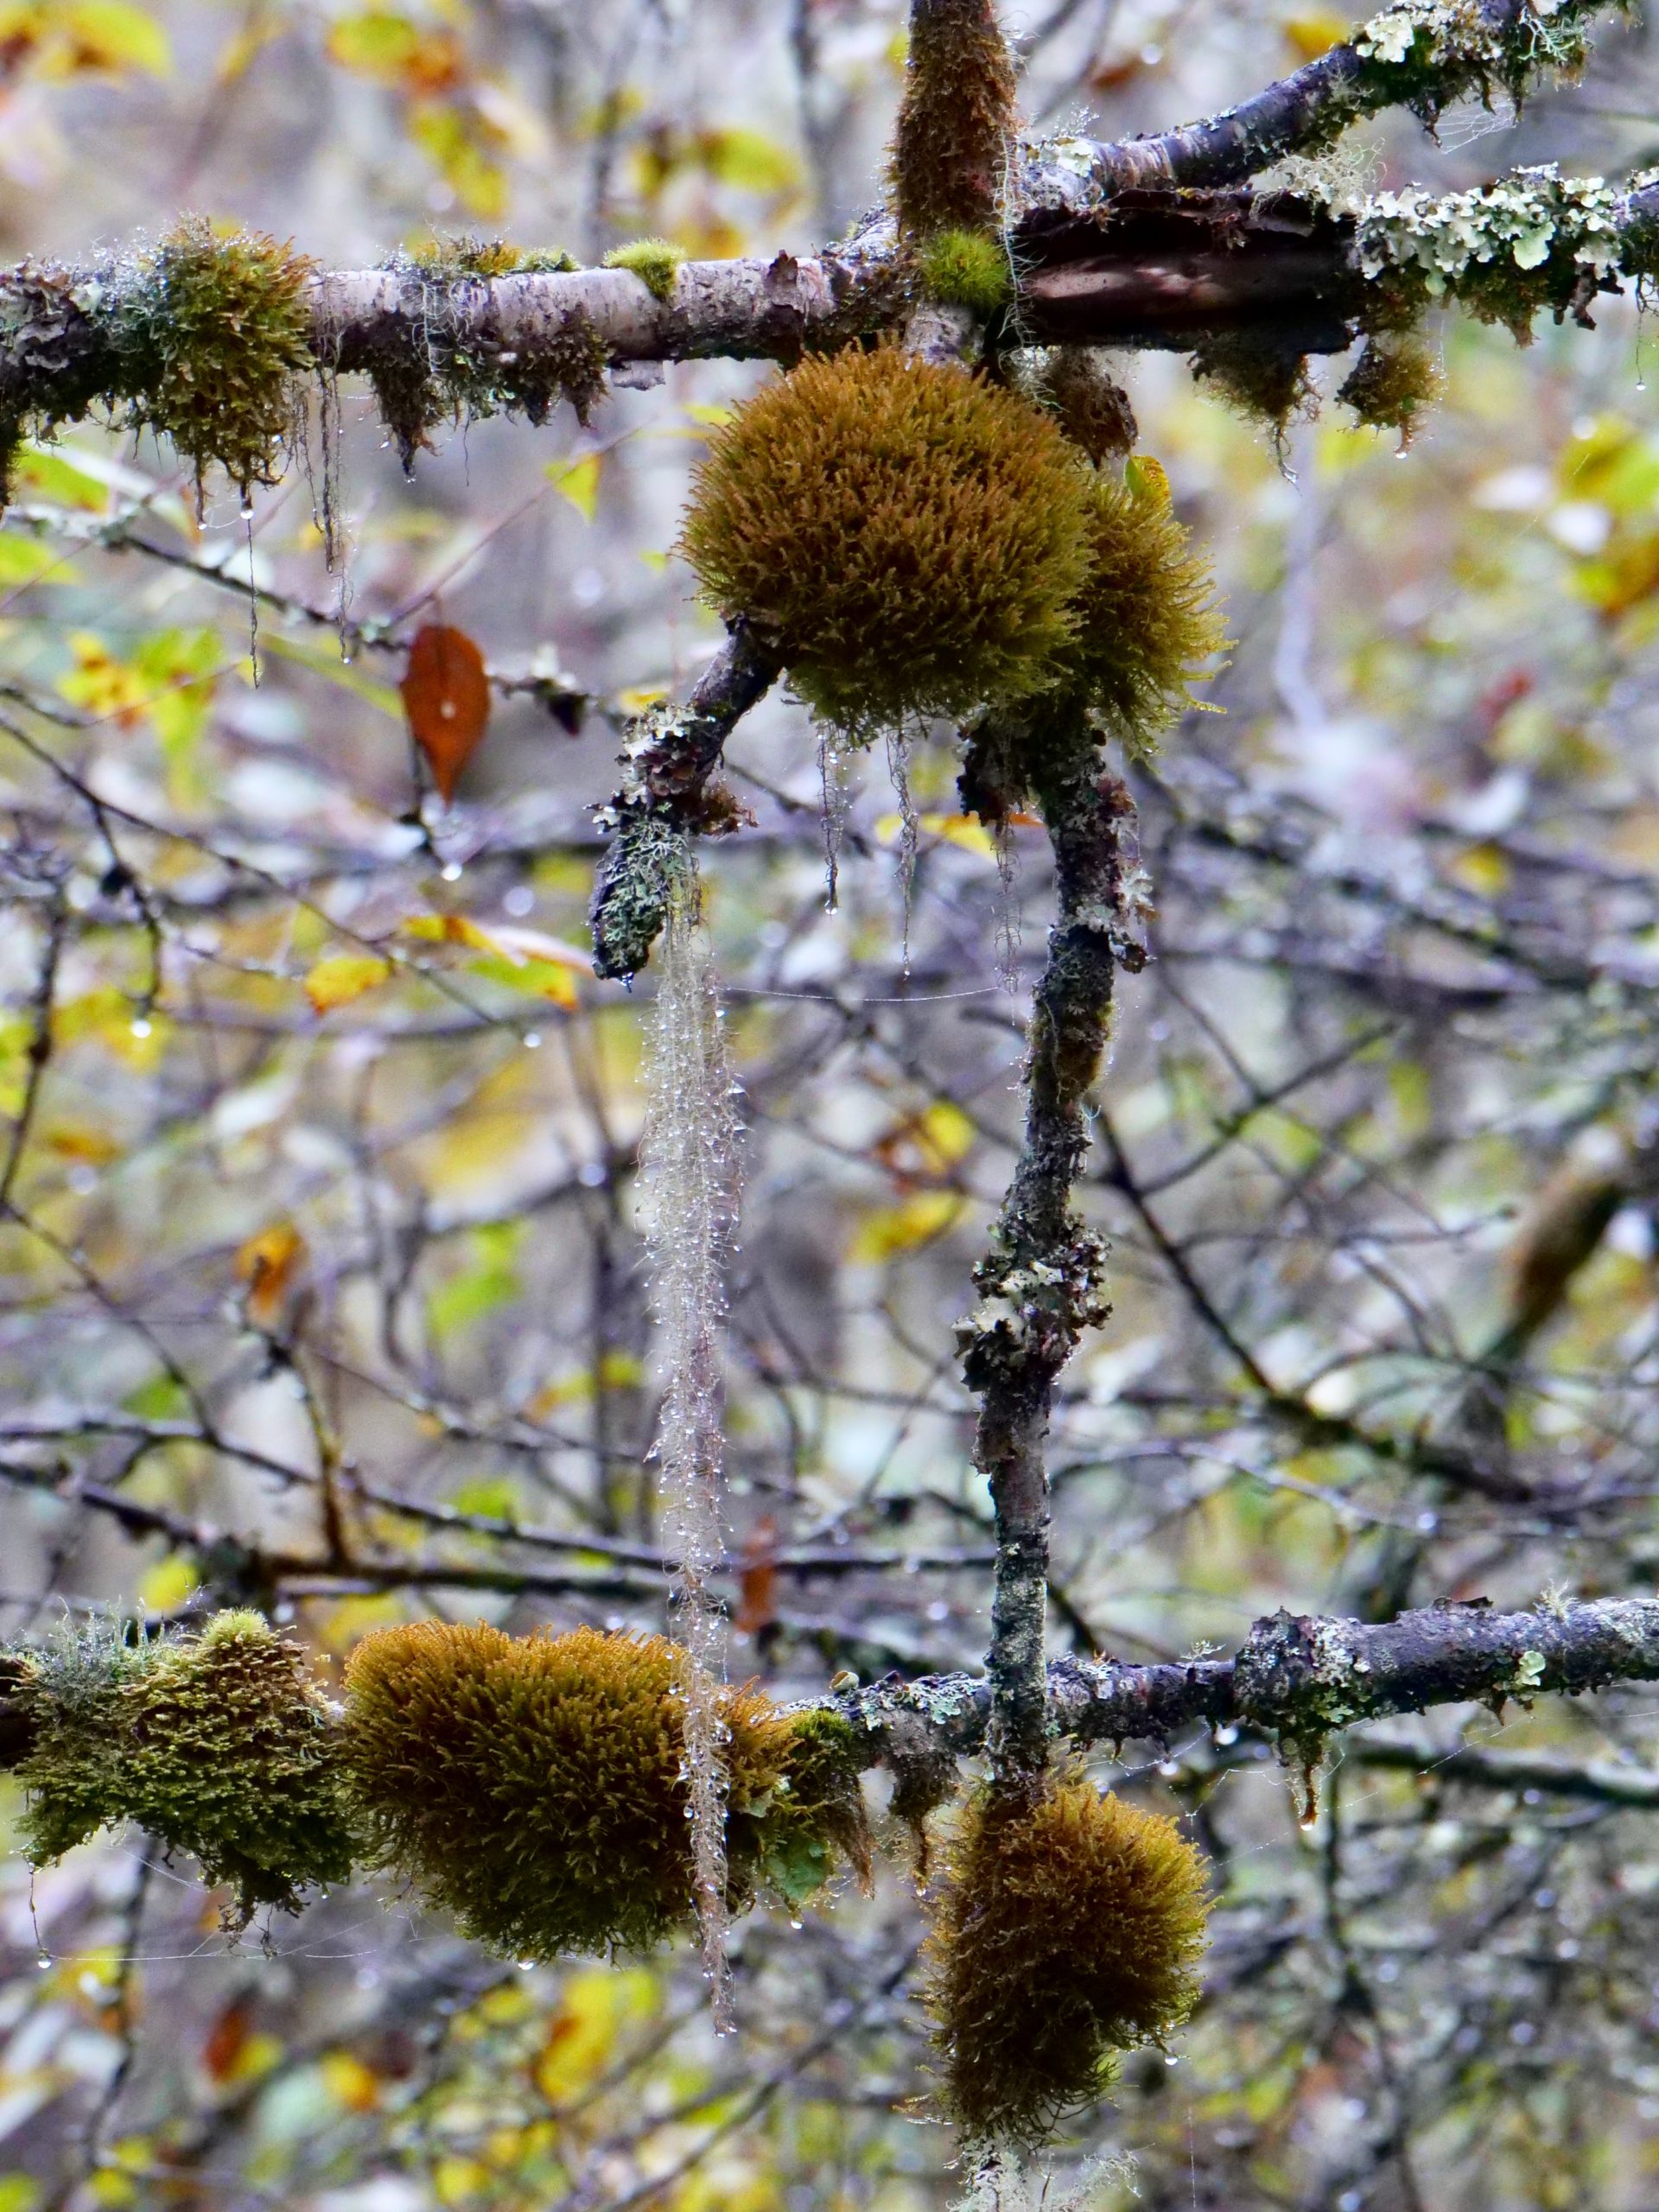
[1031,346,1138,466]
[890,0,1017,239]
[680,346,1093,734]
[601,238,686,302]
[16,1611,357,1926]
[1052,460,1228,755]
[1338,329,1441,441]
[342,1622,868,1960]
[1190,331,1314,447]
[924,1772,1211,2146]
[915,228,1013,319]
[359,250,609,468]
[406,234,578,279]
[113,219,315,508]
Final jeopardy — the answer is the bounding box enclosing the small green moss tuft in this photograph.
[342,1622,865,1960]
[924,1770,1211,2147]
[1338,329,1441,442]
[679,346,1093,734]
[915,228,1013,319]
[16,1612,356,1926]
[890,0,1018,239]
[601,238,687,302]
[112,218,315,509]
[1051,459,1228,757]
[1190,331,1314,446]
[1030,346,1138,466]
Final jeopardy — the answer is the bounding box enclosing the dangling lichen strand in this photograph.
[642,847,742,2024]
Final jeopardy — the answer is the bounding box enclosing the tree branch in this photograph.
[833,1593,1659,1777]
[1071,0,1630,195]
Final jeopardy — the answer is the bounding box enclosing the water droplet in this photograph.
[523,1031,543,1050]
[440,861,462,882]
[130,1017,151,1038]
[518,1959,535,1972]
[36,1955,49,1971]
[1165,2053,1180,2067]
[788,1918,803,1930]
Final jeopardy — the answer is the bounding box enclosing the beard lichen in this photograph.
[341,1621,868,1961]
[679,346,1094,734]
[16,1611,357,1927]
[923,1770,1211,2148]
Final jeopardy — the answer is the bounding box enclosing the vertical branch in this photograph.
[641,846,742,2026]
[958,724,1134,1778]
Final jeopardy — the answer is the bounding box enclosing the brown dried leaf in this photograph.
[401,624,491,804]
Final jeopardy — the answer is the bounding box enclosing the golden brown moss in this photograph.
[1050,460,1228,756]
[1031,346,1138,466]
[342,1622,867,1960]
[890,0,1018,239]
[16,1611,357,1927]
[679,346,1093,734]
[1337,329,1442,442]
[924,1771,1211,2146]
[1189,331,1314,448]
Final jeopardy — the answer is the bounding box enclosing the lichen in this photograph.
[1346,0,1611,132]
[341,1622,867,1961]
[678,346,1094,735]
[1352,164,1659,340]
[924,1770,1211,2146]
[915,228,1014,319]
[601,238,687,302]
[16,1611,357,1926]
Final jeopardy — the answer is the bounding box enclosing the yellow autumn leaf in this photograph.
[303,953,392,1013]
[321,2052,381,2113]
[1283,11,1348,61]
[547,451,602,521]
[137,1556,199,1615]
[400,912,499,952]
[62,0,172,76]
[874,811,997,860]
[237,1221,306,1327]
[849,1190,965,1262]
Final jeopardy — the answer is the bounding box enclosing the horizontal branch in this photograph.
[831,1594,1659,1774]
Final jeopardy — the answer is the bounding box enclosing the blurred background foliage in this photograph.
[4,2,1659,2208]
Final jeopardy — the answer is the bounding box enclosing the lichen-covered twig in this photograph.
[957,731,1134,1777]
[1071,0,1631,195]
[829,1592,1659,1778]
[588,623,779,981]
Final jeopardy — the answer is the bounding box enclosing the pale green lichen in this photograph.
[1351,164,1659,337]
